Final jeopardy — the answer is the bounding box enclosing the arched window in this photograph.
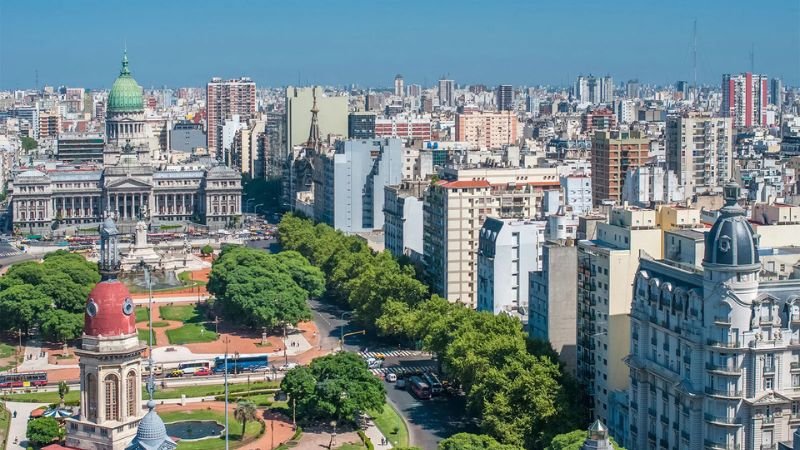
[87,373,98,421]
[126,371,137,417]
[104,374,120,421]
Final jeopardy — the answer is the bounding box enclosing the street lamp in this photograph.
[254,204,264,215]
[245,198,255,212]
[329,420,337,448]
[339,311,353,349]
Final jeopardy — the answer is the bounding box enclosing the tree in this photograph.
[0,285,52,335]
[20,136,38,152]
[439,433,522,450]
[27,417,63,446]
[233,400,258,439]
[280,352,385,423]
[201,244,214,256]
[58,381,70,407]
[546,429,625,450]
[40,310,84,354]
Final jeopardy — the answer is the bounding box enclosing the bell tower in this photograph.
[65,216,146,450]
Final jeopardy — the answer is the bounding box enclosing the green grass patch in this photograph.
[153,381,278,400]
[335,444,366,450]
[0,402,10,445]
[159,224,183,231]
[158,408,262,449]
[0,343,14,359]
[135,307,151,323]
[160,305,201,322]
[152,321,170,327]
[0,390,79,404]
[166,323,217,344]
[138,329,157,345]
[179,271,207,286]
[370,402,409,448]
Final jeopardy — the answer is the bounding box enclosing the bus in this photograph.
[408,376,431,400]
[422,372,443,395]
[178,360,212,375]
[0,372,48,388]
[213,355,269,374]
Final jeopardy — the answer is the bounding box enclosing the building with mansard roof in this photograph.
[625,182,800,450]
[9,53,242,235]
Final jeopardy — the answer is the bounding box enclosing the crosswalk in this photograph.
[358,350,425,359]
[369,364,437,376]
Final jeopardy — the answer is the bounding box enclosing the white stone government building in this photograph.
[9,53,242,234]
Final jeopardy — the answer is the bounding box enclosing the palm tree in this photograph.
[58,381,69,407]
[233,400,258,440]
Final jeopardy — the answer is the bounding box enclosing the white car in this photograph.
[385,373,397,383]
[279,363,298,371]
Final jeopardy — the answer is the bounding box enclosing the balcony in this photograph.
[707,339,741,349]
[704,413,741,426]
[791,361,800,371]
[763,364,776,374]
[648,407,657,417]
[705,386,743,398]
[630,401,638,410]
[704,440,738,450]
[660,414,669,424]
[706,362,742,374]
[762,415,775,425]
[714,316,732,325]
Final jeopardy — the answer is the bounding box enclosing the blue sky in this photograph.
[1,0,798,89]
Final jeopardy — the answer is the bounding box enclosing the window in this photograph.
[87,373,98,421]
[104,374,120,421]
[126,371,137,417]
[764,377,774,391]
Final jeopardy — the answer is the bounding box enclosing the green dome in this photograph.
[107,52,143,112]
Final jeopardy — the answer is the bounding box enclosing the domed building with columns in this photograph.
[9,52,242,235]
[625,182,800,450]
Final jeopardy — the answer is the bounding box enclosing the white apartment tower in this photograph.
[666,112,733,195]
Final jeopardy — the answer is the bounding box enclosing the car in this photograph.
[194,368,212,376]
[366,357,383,369]
[278,363,298,371]
[385,373,397,383]
[166,370,183,378]
[395,378,406,389]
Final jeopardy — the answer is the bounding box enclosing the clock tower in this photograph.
[65,216,146,450]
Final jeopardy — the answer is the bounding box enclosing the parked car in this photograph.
[194,368,212,376]
[386,373,398,383]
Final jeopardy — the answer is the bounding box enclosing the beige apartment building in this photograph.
[666,112,733,195]
[577,204,702,424]
[423,166,561,306]
[232,118,265,179]
[454,110,518,149]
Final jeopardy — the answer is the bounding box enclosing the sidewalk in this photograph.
[4,401,45,450]
[15,340,79,373]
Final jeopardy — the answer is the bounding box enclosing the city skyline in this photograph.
[1,0,799,89]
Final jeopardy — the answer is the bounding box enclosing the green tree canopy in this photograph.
[201,244,214,256]
[40,309,84,344]
[439,433,522,450]
[545,429,625,450]
[233,400,258,439]
[21,136,38,151]
[280,352,385,423]
[27,417,63,446]
[0,284,52,335]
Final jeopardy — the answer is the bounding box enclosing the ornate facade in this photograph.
[9,53,242,234]
[627,182,800,450]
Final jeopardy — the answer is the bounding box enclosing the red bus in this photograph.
[0,372,48,388]
[408,376,431,400]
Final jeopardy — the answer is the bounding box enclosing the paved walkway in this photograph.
[4,401,45,450]
[15,340,79,373]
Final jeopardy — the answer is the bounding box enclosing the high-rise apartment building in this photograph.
[721,72,768,128]
[666,112,733,195]
[626,80,641,99]
[770,78,783,106]
[575,75,614,103]
[232,119,266,178]
[423,166,560,307]
[394,74,404,97]
[406,84,422,98]
[577,205,702,425]
[438,78,455,107]
[455,110,517,149]
[384,181,426,263]
[348,112,376,139]
[496,84,514,111]
[313,138,404,233]
[206,77,256,158]
[582,108,618,132]
[530,239,578,376]
[625,184,800,450]
[591,130,650,206]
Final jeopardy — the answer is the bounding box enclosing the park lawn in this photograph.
[158,408,263,449]
[0,402,10,446]
[135,307,151,323]
[179,271,207,286]
[166,324,217,345]
[0,390,79,404]
[153,381,278,400]
[152,321,170,328]
[0,343,17,372]
[370,402,409,448]
[335,444,366,450]
[138,329,157,345]
[160,305,201,322]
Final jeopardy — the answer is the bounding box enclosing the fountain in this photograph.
[164,420,224,441]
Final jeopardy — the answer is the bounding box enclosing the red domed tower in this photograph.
[66,216,146,450]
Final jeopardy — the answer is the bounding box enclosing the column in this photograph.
[139,193,144,217]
